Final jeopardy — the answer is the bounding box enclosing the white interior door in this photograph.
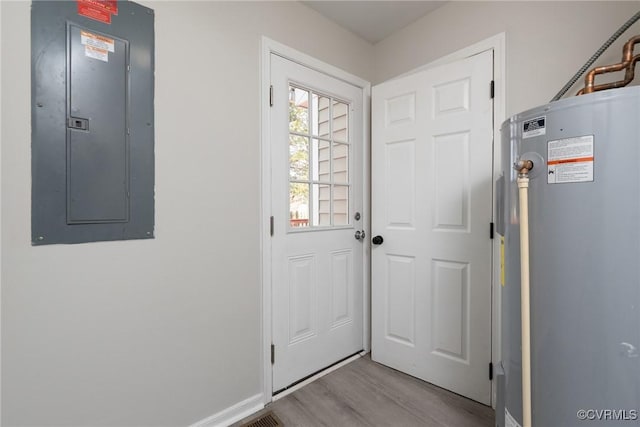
[371,50,494,404]
[270,54,364,392]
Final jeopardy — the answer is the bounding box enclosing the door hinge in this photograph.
[269,85,274,107]
[271,344,275,364]
[490,80,495,99]
[489,362,493,380]
[270,216,274,236]
[490,222,494,239]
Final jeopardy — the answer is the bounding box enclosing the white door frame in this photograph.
[259,37,371,405]
[394,33,505,406]
[0,3,3,420]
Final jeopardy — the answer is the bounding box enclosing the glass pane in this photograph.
[332,142,349,184]
[332,101,349,142]
[312,93,331,138]
[312,184,331,226]
[312,139,331,182]
[289,135,309,180]
[333,185,349,226]
[290,182,309,228]
[289,87,309,134]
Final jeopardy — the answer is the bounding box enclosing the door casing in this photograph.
[259,33,505,407]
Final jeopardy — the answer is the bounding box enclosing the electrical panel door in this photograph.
[31,0,154,245]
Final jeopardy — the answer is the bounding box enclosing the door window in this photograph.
[289,84,351,229]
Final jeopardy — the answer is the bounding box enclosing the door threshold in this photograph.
[272,351,364,401]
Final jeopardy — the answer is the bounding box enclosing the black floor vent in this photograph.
[240,411,283,427]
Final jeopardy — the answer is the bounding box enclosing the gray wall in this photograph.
[373,1,640,116]
[0,1,373,425]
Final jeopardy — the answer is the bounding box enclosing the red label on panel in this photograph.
[78,0,118,15]
[105,1,118,15]
[77,2,112,24]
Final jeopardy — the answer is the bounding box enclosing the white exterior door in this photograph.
[270,54,364,392]
[371,50,494,404]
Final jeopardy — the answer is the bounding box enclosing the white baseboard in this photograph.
[190,393,264,427]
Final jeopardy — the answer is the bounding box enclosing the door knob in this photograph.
[355,230,366,240]
[372,235,384,245]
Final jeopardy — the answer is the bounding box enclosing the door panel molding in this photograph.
[383,33,506,407]
[260,37,371,404]
[372,49,494,405]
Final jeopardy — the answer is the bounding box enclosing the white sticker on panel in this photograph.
[547,135,594,184]
[522,116,546,139]
[505,408,522,427]
[80,30,115,52]
[84,45,109,62]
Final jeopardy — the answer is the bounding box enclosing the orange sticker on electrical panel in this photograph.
[84,45,109,62]
[80,30,114,52]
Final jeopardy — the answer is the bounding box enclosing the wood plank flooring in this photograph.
[236,355,494,427]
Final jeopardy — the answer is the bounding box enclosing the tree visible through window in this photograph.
[288,84,350,229]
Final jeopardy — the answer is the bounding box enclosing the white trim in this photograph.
[260,36,372,405]
[392,33,506,81]
[491,32,506,411]
[264,38,370,89]
[259,34,272,409]
[0,2,4,422]
[362,85,372,353]
[272,353,362,402]
[189,393,263,427]
[380,33,506,408]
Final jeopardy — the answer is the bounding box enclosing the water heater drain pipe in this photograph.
[516,160,534,427]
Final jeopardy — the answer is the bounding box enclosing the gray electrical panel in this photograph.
[31,0,154,245]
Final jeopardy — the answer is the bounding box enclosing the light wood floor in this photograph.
[236,355,494,427]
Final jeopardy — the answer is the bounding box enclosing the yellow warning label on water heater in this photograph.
[500,236,505,286]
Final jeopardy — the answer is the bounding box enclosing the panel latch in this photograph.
[68,117,89,131]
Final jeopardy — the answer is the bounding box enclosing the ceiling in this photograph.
[302,1,447,44]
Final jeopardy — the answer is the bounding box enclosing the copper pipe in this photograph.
[580,35,640,95]
[578,54,640,94]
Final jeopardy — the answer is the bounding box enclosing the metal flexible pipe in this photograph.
[551,10,640,102]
